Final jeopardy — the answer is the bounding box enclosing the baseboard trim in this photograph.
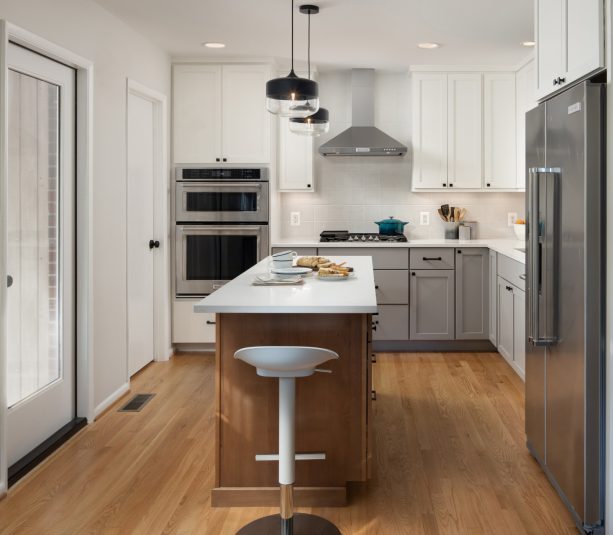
[373,339,496,352]
[94,382,130,419]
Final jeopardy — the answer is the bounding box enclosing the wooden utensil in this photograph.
[438,208,446,221]
[450,206,455,222]
[454,207,460,222]
[441,204,450,221]
[460,208,467,221]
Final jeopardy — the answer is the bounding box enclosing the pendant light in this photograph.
[289,5,330,136]
[266,0,319,117]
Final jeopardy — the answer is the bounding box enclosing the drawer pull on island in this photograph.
[423,256,442,261]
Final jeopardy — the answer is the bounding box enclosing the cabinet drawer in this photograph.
[271,247,318,256]
[172,300,216,344]
[372,305,409,341]
[320,247,408,269]
[374,270,409,305]
[410,248,455,269]
[498,254,525,291]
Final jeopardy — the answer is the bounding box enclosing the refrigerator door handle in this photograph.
[528,167,559,347]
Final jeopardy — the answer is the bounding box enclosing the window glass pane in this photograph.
[7,70,61,407]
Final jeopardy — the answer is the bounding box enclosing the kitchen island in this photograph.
[194,256,377,507]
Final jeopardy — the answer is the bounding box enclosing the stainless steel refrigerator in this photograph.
[525,81,605,534]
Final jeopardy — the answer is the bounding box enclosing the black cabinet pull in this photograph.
[222,158,227,162]
[506,285,513,292]
[553,78,559,86]
[411,272,416,276]
[307,184,311,188]
[7,275,13,288]
[423,256,442,261]
[558,77,566,84]
[372,323,377,331]
[149,239,160,249]
[206,320,216,325]
[371,354,377,363]
[375,285,379,290]
[442,183,447,187]
[449,183,454,187]
[216,157,221,162]
[486,183,491,187]
[457,250,462,254]
[371,390,377,401]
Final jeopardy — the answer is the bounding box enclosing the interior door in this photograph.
[6,44,76,467]
[127,90,157,376]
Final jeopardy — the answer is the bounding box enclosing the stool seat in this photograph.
[234,346,339,377]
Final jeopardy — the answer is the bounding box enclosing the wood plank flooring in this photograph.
[0,352,577,534]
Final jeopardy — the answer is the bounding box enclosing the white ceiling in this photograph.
[94,0,534,70]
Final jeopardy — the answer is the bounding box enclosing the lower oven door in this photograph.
[175,224,269,296]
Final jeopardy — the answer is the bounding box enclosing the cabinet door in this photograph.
[374,270,409,305]
[410,270,454,340]
[221,65,271,163]
[488,250,498,345]
[483,74,517,189]
[172,300,216,344]
[497,278,514,365]
[536,0,566,98]
[278,116,314,191]
[372,305,409,341]
[455,248,489,340]
[515,60,535,190]
[566,0,604,84]
[447,74,482,189]
[173,64,222,164]
[513,288,526,378]
[412,74,448,189]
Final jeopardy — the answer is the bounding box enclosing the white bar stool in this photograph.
[234,346,342,535]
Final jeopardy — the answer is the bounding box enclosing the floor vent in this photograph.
[118,393,155,413]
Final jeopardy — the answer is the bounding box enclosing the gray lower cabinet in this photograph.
[374,269,409,305]
[488,250,498,345]
[455,248,489,340]
[373,305,409,341]
[409,270,454,340]
[497,275,526,379]
[319,247,408,269]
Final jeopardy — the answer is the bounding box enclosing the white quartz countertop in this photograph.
[194,256,378,314]
[272,238,526,264]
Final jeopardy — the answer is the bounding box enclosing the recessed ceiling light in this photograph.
[521,41,536,47]
[203,42,226,49]
[418,42,440,49]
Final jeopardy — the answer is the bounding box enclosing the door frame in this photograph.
[125,79,170,384]
[0,21,94,497]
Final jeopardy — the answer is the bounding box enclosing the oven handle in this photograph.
[177,224,267,233]
[177,182,262,189]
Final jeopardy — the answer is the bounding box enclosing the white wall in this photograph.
[278,71,525,241]
[0,0,171,409]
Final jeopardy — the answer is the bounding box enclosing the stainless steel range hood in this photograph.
[319,69,407,156]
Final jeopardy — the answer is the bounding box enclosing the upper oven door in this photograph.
[175,181,269,223]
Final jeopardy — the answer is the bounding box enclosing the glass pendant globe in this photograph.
[266,70,319,118]
[289,107,329,136]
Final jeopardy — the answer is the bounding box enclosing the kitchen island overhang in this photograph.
[195,256,376,507]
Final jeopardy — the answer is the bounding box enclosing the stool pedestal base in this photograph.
[236,513,341,535]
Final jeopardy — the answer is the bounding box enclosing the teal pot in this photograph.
[374,216,409,236]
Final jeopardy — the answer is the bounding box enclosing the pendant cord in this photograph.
[291,0,294,72]
[307,10,311,79]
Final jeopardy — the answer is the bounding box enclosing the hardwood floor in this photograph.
[0,352,577,534]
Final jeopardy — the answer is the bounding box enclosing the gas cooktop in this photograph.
[319,230,408,243]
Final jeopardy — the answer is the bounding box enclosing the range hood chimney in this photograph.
[319,69,407,156]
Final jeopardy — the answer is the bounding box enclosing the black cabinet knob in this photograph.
[449,183,454,187]
[371,390,377,401]
[443,183,447,187]
[7,275,13,288]
[216,157,220,162]
[375,285,379,290]
[411,272,416,276]
[307,184,311,188]
[457,250,462,254]
[149,240,160,249]
[486,183,491,187]
[559,77,566,84]
[222,158,227,162]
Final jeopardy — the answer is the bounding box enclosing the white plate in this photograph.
[271,267,313,276]
[317,272,356,281]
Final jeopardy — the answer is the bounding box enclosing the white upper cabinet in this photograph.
[483,73,517,189]
[536,0,604,100]
[278,117,314,191]
[412,74,448,189]
[173,64,222,164]
[515,60,536,190]
[173,63,271,164]
[447,74,482,189]
[412,70,519,191]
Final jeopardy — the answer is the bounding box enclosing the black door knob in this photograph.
[149,240,160,249]
[7,275,13,288]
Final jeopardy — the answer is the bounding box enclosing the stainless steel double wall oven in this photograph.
[174,167,269,296]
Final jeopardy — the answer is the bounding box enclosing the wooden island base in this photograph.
[213,313,372,507]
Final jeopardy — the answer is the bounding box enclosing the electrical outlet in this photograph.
[290,211,301,226]
[508,212,518,227]
[420,212,430,226]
